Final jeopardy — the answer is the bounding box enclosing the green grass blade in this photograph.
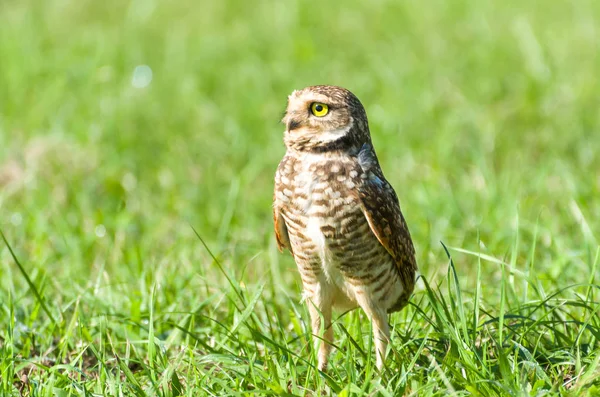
[1,229,56,324]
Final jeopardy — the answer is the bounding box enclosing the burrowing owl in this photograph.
[273,85,418,370]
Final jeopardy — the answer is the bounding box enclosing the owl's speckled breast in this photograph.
[275,151,406,311]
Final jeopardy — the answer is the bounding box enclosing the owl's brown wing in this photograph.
[273,155,293,253]
[355,145,417,284]
[273,200,291,253]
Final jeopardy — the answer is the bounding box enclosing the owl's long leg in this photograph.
[355,290,390,370]
[306,283,333,371]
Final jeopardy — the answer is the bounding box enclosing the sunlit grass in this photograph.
[1,0,600,395]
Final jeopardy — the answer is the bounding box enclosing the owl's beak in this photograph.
[286,118,301,132]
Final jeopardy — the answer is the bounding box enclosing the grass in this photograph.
[1,0,600,395]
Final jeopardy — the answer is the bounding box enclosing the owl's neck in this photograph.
[307,134,358,153]
[288,134,371,156]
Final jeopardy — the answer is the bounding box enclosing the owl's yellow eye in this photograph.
[310,102,329,117]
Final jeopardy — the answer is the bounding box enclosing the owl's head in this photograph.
[282,85,371,152]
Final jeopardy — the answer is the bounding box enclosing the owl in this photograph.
[273,85,418,371]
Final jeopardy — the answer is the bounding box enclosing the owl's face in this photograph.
[282,85,370,152]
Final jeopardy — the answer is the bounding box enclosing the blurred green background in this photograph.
[2,0,598,287]
[1,0,600,393]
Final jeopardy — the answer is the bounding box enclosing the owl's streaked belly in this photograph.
[281,179,405,311]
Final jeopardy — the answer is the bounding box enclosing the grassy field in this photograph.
[1,0,600,395]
